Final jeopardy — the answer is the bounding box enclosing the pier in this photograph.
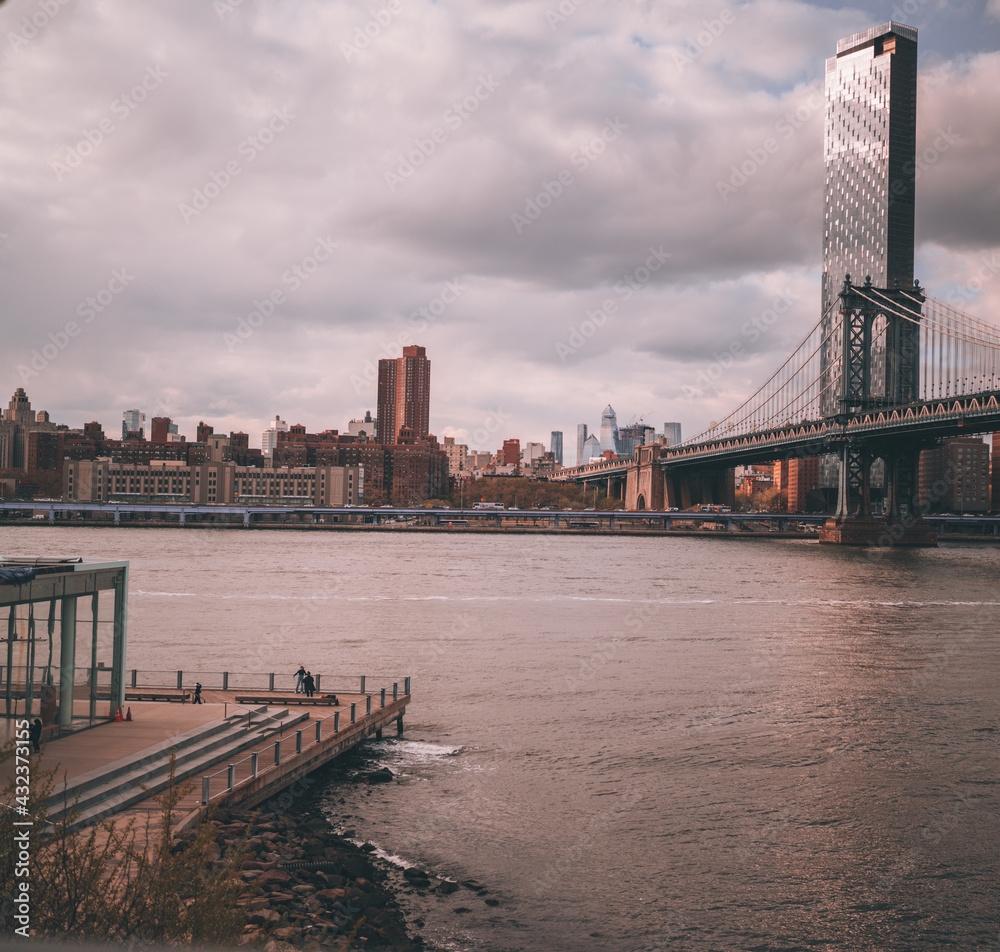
[1,677,410,832]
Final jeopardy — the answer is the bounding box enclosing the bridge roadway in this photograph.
[562,390,1000,489]
[2,500,998,535]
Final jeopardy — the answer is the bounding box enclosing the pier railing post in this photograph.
[223,672,229,691]
[315,674,321,691]
[177,670,183,690]
[393,682,398,701]
[360,675,366,695]
[380,687,385,708]
[404,676,410,696]
[202,776,210,804]
[251,752,258,778]
[334,711,340,732]
[227,765,235,791]
[366,695,372,715]
[295,730,303,754]
[269,672,275,691]
[350,703,356,724]
[274,740,281,765]
[131,669,137,688]
[315,721,321,743]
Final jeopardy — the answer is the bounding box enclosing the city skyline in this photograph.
[1,2,998,451]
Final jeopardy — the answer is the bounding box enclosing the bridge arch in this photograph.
[636,494,646,511]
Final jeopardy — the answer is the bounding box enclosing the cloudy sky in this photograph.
[2,0,999,460]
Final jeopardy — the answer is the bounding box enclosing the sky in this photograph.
[2,0,999,460]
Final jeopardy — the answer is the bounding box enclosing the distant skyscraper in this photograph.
[122,409,145,440]
[582,434,602,463]
[576,424,588,466]
[599,405,619,456]
[377,345,431,444]
[550,430,563,466]
[262,415,288,457]
[662,422,682,446]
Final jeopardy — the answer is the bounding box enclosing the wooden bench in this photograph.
[124,690,191,703]
[235,695,341,706]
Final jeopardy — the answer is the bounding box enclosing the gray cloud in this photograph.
[1,0,997,448]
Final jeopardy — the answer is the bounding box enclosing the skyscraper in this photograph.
[662,422,682,446]
[550,430,563,466]
[377,345,431,444]
[599,405,619,456]
[122,408,146,440]
[576,423,588,467]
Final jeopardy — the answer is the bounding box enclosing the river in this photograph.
[3,526,999,951]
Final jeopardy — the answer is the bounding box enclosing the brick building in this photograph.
[918,437,990,513]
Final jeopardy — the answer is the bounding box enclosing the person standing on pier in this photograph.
[193,682,203,704]
[29,718,42,753]
[295,665,306,693]
[303,671,315,697]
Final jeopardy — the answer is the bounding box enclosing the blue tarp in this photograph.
[0,567,37,586]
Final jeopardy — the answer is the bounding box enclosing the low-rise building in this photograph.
[64,459,362,507]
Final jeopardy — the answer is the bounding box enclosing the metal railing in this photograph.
[199,677,409,806]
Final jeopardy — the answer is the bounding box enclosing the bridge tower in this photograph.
[821,274,936,544]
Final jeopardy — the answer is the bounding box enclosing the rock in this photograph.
[403,868,430,885]
[485,898,500,907]
[461,879,485,891]
[360,842,377,853]
[315,888,347,903]
[366,767,394,784]
[292,884,315,894]
[249,909,282,926]
[453,907,472,914]
[437,880,459,894]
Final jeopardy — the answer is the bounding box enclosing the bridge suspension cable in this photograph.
[687,283,1000,445]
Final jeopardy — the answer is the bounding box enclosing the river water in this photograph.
[3,527,999,951]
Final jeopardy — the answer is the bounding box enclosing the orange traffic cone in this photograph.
[125,707,132,721]
[114,707,123,722]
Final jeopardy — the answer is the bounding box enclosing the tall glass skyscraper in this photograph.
[550,430,563,466]
[599,405,619,456]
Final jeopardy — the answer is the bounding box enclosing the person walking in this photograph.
[303,671,315,698]
[193,682,204,704]
[295,665,306,693]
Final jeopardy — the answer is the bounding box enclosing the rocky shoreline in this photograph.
[195,773,498,952]
[193,804,421,951]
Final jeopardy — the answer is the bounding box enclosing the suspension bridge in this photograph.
[564,275,1000,544]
